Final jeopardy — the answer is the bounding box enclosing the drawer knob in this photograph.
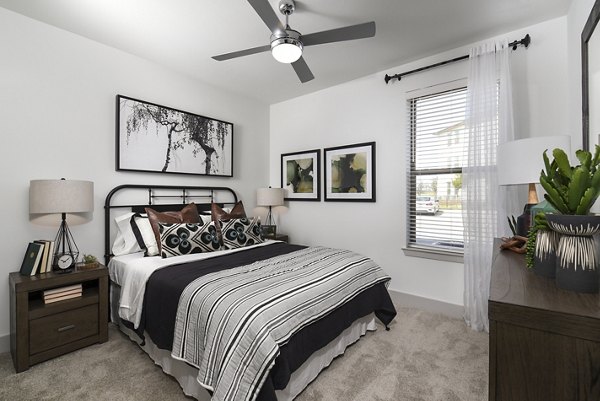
[57,324,76,332]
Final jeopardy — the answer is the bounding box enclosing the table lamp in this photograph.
[497,135,571,236]
[256,187,284,236]
[29,179,94,272]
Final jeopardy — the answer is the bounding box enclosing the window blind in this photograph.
[407,87,467,253]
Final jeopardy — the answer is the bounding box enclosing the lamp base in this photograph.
[516,203,535,237]
[52,214,80,272]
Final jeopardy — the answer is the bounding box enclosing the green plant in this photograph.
[525,213,550,269]
[539,145,600,215]
[83,254,97,264]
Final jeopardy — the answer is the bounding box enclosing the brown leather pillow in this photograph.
[145,203,200,253]
[211,201,246,242]
[211,201,246,222]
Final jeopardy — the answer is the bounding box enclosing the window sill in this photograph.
[402,246,464,264]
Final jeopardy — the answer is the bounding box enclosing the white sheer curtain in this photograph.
[463,39,516,332]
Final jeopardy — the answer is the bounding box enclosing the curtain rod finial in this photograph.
[384,74,400,84]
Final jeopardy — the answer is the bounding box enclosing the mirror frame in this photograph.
[582,0,600,151]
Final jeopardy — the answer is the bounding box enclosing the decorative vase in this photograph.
[533,229,559,278]
[546,214,600,293]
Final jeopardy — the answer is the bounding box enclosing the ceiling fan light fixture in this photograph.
[271,36,303,63]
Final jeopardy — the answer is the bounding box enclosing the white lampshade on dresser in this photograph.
[497,135,571,235]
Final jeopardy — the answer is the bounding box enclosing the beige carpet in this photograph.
[0,306,488,401]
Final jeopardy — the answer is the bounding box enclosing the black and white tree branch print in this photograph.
[118,96,233,176]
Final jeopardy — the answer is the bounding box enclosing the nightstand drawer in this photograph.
[29,304,98,355]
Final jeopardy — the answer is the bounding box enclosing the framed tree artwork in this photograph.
[281,149,320,201]
[324,142,376,202]
[116,95,233,177]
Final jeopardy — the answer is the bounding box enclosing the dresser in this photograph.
[488,239,600,400]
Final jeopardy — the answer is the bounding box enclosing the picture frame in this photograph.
[116,95,233,177]
[261,224,277,238]
[280,149,321,201]
[324,142,376,202]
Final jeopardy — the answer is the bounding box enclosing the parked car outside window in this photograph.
[416,196,439,215]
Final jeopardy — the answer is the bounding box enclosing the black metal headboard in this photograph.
[104,184,238,264]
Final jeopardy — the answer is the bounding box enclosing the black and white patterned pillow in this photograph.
[158,222,221,258]
[221,217,264,249]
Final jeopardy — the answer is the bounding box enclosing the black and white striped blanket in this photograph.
[171,246,391,401]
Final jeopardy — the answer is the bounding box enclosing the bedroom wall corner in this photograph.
[268,16,568,308]
[0,7,270,345]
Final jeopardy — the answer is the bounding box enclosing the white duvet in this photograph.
[108,240,281,329]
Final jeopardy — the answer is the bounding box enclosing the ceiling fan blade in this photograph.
[291,57,314,83]
[247,0,285,34]
[212,45,271,61]
[302,21,376,46]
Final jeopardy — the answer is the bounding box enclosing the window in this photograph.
[407,87,467,255]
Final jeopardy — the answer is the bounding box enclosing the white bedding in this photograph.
[108,240,281,328]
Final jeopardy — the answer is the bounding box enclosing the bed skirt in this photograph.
[110,283,377,401]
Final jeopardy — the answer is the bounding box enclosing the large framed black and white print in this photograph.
[281,149,320,201]
[116,95,233,177]
[324,142,376,202]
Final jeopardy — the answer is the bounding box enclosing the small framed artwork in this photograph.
[261,224,277,238]
[116,95,233,177]
[281,149,321,201]
[324,142,376,202]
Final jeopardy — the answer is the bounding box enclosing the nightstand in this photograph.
[9,264,108,372]
[265,234,288,243]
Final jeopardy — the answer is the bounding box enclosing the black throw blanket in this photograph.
[133,243,396,401]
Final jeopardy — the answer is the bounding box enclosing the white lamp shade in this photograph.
[272,43,302,63]
[30,179,94,219]
[497,136,571,185]
[257,187,284,207]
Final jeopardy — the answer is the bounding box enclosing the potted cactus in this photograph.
[538,145,600,293]
[539,147,600,214]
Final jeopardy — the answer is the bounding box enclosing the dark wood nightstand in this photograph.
[9,264,108,372]
[265,234,288,243]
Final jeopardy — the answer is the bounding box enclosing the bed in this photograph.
[105,184,396,401]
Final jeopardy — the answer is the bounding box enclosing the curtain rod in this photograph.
[384,34,530,84]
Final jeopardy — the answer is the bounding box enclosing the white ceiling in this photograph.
[0,0,572,104]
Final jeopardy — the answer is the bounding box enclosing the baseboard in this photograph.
[388,289,464,320]
[0,333,10,354]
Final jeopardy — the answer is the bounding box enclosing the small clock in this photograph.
[55,253,75,273]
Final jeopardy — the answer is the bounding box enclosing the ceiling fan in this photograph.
[212,0,376,83]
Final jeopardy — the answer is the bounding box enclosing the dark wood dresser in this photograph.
[489,239,600,401]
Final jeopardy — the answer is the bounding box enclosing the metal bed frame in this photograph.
[103,184,238,265]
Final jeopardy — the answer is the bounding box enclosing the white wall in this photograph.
[270,17,569,307]
[0,8,270,342]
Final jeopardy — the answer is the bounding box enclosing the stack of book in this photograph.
[43,284,82,304]
[19,240,55,276]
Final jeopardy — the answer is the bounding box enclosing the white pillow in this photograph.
[112,212,142,256]
[131,214,160,256]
